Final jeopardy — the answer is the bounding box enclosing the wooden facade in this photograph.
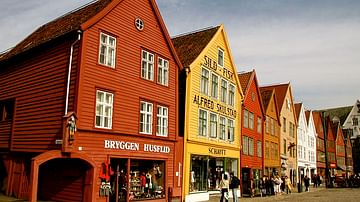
[313,111,326,175]
[334,123,346,175]
[238,70,264,195]
[0,0,183,201]
[325,117,337,174]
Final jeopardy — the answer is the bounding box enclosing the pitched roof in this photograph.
[238,71,253,94]
[260,88,273,111]
[0,0,112,62]
[260,83,289,112]
[312,111,324,139]
[294,103,302,120]
[171,26,219,67]
[305,110,311,124]
[318,106,352,126]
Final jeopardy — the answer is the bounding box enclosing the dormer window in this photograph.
[217,48,224,67]
[99,32,116,68]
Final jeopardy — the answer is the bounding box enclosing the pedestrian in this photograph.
[284,176,292,194]
[260,176,266,197]
[250,178,255,197]
[304,175,310,192]
[316,174,321,187]
[229,172,240,202]
[219,173,230,202]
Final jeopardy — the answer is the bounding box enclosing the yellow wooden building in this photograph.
[172,25,244,202]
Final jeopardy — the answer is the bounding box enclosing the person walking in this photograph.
[229,172,240,202]
[284,176,292,194]
[304,175,310,192]
[220,173,230,202]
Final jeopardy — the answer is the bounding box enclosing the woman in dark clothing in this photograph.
[304,175,310,192]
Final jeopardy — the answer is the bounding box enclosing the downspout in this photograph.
[65,30,82,115]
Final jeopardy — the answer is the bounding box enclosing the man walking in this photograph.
[230,172,240,202]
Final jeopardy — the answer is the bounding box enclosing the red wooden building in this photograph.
[333,122,346,176]
[325,117,337,176]
[0,0,183,201]
[238,70,265,196]
[313,112,326,177]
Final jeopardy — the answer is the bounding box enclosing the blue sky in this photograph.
[1,0,359,109]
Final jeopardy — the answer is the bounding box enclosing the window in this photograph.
[228,119,234,142]
[243,136,249,155]
[353,118,359,126]
[0,100,14,121]
[243,110,249,128]
[141,50,154,80]
[95,90,113,129]
[211,74,218,98]
[257,117,262,134]
[220,79,227,103]
[218,48,224,67]
[249,138,254,156]
[140,101,153,134]
[265,116,270,133]
[199,109,207,137]
[228,84,235,106]
[283,117,286,132]
[283,139,287,155]
[157,57,169,86]
[257,141,262,157]
[219,116,226,140]
[210,113,217,138]
[200,68,209,94]
[274,143,278,159]
[265,141,270,159]
[156,105,168,137]
[271,118,275,135]
[134,18,144,31]
[249,112,254,130]
[99,33,116,67]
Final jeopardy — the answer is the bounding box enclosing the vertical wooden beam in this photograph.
[28,159,39,202]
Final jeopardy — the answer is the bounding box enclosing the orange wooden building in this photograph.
[238,70,265,196]
[0,0,183,201]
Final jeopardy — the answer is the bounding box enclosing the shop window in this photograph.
[219,116,226,140]
[141,50,154,81]
[0,100,14,121]
[190,155,208,192]
[211,73,218,98]
[198,109,207,137]
[156,105,168,137]
[200,68,209,95]
[95,90,113,129]
[99,32,116,68]
[228,84,235,106]
[227,119,234,142]
[157,57,169,86]
[220,79,227,103]
[209,113,217,138]
[140,101,153,134]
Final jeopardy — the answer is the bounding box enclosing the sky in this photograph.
[0,0,359,110]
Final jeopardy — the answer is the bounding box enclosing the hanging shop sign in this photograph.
[104,140,170,153]
[193,94,237,118]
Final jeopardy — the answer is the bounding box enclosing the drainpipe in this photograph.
[65,30,82,115]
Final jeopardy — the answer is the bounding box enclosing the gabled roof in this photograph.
[305,110,311,125]
[260,83,289,113]
[260,87,281,125]
[171,26,219,67]
[294,103,302,121]
[312,111,324,139]
[238,71,252,93]
[0,0,183,70]
[0,0,112,62]
[318,106,352,126]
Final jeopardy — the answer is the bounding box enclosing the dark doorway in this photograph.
[242,168,251,195]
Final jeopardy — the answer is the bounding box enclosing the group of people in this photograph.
[258,175,292,196]
[219,172,240,202]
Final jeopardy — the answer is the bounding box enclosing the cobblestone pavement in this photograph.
[209,187,360,202]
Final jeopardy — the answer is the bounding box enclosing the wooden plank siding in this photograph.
[0,34,79,152]
[0,120,11,149]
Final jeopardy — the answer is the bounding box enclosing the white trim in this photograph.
[140,101,153,134]
[98,32,116,68]
[95,90,113,129]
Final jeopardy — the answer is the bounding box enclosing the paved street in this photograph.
[209,188,360,202]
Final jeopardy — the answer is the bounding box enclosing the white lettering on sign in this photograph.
[104,140,170,153]
[104,140,139,151]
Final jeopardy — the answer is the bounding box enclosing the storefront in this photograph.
[185,143,240,202]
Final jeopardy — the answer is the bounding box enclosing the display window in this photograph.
[109,158,165,202]
[189,155,238,193]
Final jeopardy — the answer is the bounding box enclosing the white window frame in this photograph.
[198,109,208,137]
[249,112,254,130]
[98,32,116,68]
[249,138,254,156]
[243,109,249,128]
[218,48,224,67]
[200,67,209,95]
[209,113,217,138]
[257,141,262,157]
[228,84,235,106]
[141,50,154,81]
[156,105,168,137]
[157,57,169,86]
[243,136,249,155]
[219,116,226,140]
[220,79,227,103]
[95,90,113,129]
[228,119,234,142]
[211,73,218,98]
[140,101,153,134]
[257,117,262,134]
